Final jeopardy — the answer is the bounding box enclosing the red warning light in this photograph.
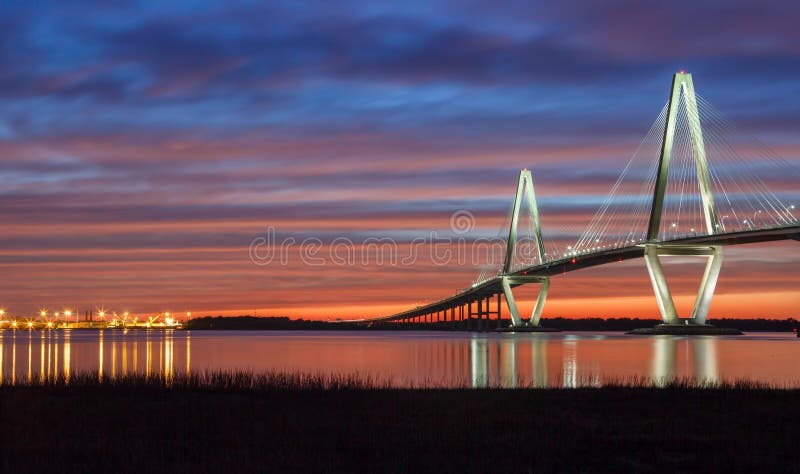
[679,69,686,74]
[571,258,577,264]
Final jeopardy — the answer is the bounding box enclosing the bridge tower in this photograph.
[644,72,723,327]
[501,169,551,329]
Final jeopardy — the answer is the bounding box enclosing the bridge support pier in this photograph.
[501,276,555,330]
[496,293,503,330]
[477,298,483,331]
[644,244,722,325]
[631,244,740,335]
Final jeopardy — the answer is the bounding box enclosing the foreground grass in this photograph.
[3,372,800,473]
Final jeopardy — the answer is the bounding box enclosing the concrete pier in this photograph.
[496,325,560,333]
[626,324,742,335]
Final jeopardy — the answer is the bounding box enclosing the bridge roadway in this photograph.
[365,225,800,324]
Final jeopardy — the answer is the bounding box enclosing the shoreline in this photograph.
[3,316,797,333]
[184,316,800,332]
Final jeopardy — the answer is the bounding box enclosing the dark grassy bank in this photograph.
[186,315,364,330]
[186,315,799,332]
[3,372,800,473]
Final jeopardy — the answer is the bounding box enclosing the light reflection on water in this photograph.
[0,330,799,388]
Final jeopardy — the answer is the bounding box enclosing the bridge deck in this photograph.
[367,225,799,323]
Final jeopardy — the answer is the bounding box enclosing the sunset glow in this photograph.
[0,1,797,320]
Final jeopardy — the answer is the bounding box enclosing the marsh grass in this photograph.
[2,369,795,392]
[3,370,800,473]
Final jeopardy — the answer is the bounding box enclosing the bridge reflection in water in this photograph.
[468,336,572,388]
[0,331,795,388]
[467,335,722,388]
[651,336,718,386]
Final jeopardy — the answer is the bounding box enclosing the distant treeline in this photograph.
[185,316,363,330]
[185,316,799,331]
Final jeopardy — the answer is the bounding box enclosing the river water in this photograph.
[1,330,799,388]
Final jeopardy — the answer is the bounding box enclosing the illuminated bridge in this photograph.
[358,72,799,333]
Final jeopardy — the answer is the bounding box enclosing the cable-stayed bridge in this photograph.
[359,72,799,333]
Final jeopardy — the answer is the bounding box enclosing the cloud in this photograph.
[0,0,797,316]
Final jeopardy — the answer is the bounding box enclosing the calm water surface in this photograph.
[1,330,799,388]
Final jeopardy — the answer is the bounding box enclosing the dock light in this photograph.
[64,310,72,317]
[124,312,129,317]
[0,309,4,317]
[12,320,17,329]
[27,321,33,329]
[98,309,106,319]
[40,310,47,317]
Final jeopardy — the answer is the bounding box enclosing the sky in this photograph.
[0,0,798,320]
